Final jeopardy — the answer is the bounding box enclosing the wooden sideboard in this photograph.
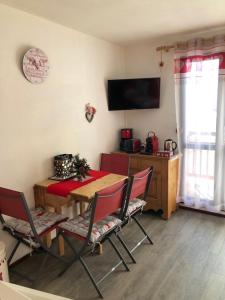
[114,152,179,219]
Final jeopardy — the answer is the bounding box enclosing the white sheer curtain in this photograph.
[214,76,225,211]
[174,36,225,212]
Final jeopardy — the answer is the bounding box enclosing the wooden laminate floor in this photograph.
[10,209,225,300]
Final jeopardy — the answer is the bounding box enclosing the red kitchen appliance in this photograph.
[156,150,173,158]
[145,131,159,154]
[120,128,141,153]
[121,128,133,139]
[120,128,133,151]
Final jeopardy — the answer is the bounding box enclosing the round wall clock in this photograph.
[22,48,49,84]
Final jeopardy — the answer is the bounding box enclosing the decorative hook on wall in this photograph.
[156,45,175,68]
[159,49,164,68]
[85,103,96,123]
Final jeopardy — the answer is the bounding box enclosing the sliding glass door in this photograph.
[180,59,219,208]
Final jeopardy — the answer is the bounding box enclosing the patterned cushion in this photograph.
[126,198,146,216]
[4,207,67,237]
[58,211,121,243]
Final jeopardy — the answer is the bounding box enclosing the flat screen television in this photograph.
[107,78,160,111]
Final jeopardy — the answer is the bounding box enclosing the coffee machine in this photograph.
[120,128,141,153]
[120,128,133,151]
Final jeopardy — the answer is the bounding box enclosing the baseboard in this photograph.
[179,203,225,218]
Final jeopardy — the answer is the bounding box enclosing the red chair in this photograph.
[57,179,129,299]
[100,153,130,176]
[115,167,154,263]
[0,187,67,286]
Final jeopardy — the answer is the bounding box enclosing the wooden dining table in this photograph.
[34,172,127,255]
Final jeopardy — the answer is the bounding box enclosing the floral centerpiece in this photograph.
[71,154,91,180]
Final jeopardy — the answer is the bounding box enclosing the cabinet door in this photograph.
[129,157,139,171]
[144,172,162,211]
[130,157,162,211]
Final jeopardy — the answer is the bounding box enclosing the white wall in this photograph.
[124,28,225,149]
[1,3,225,262]
[0,4,125,258]
[124,42,176,149]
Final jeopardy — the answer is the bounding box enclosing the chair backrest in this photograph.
[91,179,128,224]
[100,153,129,176]
[127,167,153,204]
[0,187,29,221]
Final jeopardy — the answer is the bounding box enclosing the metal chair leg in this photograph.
[114,232,136,264]
[57,235,79,277]
[79,256,103,299]
[132,215,153,245]
[8,240,20,265]
[107,237,130,272]
[57,233,103,298]
[43,244,68,264]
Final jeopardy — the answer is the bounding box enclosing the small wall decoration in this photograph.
[156,45,175,68]
[22,48,49,84]
[85,103,96,123]
[159,48,164,67]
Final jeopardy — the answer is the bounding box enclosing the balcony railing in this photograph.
[182,131,216,201]
[183,147,215,201]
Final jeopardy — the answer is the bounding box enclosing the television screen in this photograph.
[107,78,160,111]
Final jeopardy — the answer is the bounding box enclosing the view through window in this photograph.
[183,58,219,204]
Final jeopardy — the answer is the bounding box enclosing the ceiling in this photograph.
[1,0,225,45]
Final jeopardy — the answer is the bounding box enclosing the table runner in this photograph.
[47,170,110,197]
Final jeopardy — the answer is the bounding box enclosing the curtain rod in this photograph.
[156,45,175,52]
[156,36,225,52]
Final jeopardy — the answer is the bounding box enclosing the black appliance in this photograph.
[145,131,159,154]
[107,78,160,111]
[121,139,141,153]
[120,128,132,152]
[120,128,141,153]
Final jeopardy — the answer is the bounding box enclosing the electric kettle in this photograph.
[164,139,177,152]
[146,131,159,154]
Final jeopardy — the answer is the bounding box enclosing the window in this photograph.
[182,59,219,203]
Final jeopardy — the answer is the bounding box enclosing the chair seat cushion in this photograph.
[58,211,121,243]
[126,198,146,216]
[4,207,67,237]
